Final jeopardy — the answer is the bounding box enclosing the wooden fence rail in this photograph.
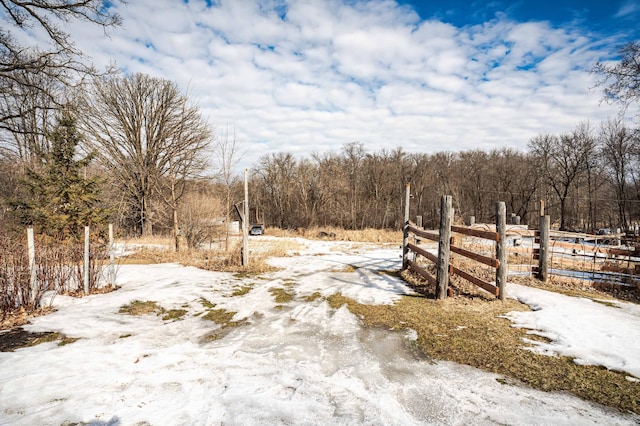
[402,185,507,300]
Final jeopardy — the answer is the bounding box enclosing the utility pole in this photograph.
[242,168,249,267]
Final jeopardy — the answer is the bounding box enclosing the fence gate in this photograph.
[401,184,507,300]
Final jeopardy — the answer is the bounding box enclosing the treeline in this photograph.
[1,1,639,241]
[250,119,639,232]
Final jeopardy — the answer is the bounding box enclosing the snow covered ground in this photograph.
[1,238,639,425]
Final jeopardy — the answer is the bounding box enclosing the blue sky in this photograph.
[403,0,638,38]
[8,0,640,170]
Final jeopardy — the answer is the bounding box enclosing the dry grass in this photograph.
[229,284,254,297]
[267,226,401,244]
[325,292,640,415]
[120,235,174,247]
[119,237,308,276]
[117,300,186,321]
[118,300,163,316]
[199,299,249,341]
[269,287,295,304]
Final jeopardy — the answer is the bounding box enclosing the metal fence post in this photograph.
[109,223,115,287]
[84,226,90,294]
[27,228,36,304]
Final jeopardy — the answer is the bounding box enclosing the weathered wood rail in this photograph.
[402,185,507,300]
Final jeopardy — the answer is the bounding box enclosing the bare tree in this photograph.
[79,73,212,240]
[214,124,244,251]
[255,153,297,229]
[341,142,366,229]
[0,1,121,138]
[489,148,540,224]
[594,42,640,110]
[529,126,594,230]
[599,119,636,231]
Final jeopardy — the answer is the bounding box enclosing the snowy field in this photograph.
[1,238,639,425]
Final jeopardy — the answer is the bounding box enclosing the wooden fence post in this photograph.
[538,215,550,282]
[436,195,452,300]
[84,226,90,294]
[496,202,507,300]
[27,228,36,304]
[109,223,115,287]
[402,182,411,270]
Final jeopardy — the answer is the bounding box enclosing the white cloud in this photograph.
[615,1,640,18]
[40,0,636,169]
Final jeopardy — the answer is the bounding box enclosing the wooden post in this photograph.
[108,223,115,287]
[27,228,36,304]
[539,200,545,217]
[402,182,410,270]
[84,226,90,294]
[496,202,507,300]
[538,215,550,282]
[436,195,453,300]
[242,168,249,267]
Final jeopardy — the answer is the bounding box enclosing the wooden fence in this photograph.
[401,184,507,300]
[491,202,640,287]
[527,213,640,285]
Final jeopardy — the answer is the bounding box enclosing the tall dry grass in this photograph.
[267,226,401,244]
[119,236,306,275]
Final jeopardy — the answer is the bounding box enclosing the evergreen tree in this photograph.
[11,111,109,238]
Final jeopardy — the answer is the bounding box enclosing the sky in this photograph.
[9,0,640,170]
[1,237,639,424]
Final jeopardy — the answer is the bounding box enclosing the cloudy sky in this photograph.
[17,0,640,169]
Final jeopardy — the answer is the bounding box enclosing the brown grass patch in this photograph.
[162,309,188,321]
[0,329,79,352]
[267,226,401,244]
[304,292,322,302]
[326,292,640,415]
[118,300,187,321]
[229,284,254,297]
[269,287,295,304]
[202,308,236,324]
[200,306,249,341]
[120,239,290,275]
[118,300,162,316]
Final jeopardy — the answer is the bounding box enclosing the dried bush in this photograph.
[1,231,113,318]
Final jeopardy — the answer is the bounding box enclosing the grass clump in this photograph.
[326,292,640,415]
[199,297,216,309]
[229,285,253,297]
[118,300,162,316]
[31,332,79,347]
[201,307,249,342]
[202,308,236,324]
[119,300,186,322]
[269,287,295,304]
[0,329,79,352]
[304,292,322,302]
[162,309,187,321]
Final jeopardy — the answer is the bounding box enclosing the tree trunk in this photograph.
[142,195,152,237]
